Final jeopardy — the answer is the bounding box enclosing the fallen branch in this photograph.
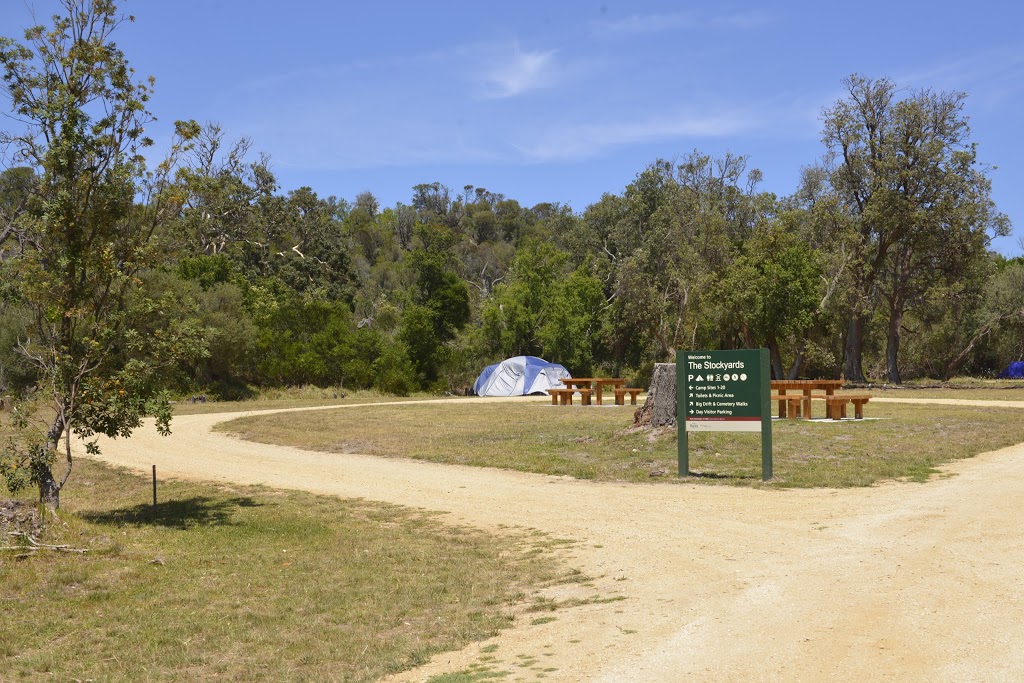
[1,544,88,554]
[2,532,89,554]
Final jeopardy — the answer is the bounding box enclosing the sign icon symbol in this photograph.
[740,373,747,381]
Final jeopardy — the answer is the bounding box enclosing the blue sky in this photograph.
[3,1,1022,255]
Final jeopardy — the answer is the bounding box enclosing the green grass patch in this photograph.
[0,458,570,682]
[217,400,1024,487]
[426,665,511,682]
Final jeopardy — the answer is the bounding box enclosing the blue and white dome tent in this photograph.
[473,356,571,396]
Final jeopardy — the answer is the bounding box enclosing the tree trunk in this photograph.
[633,363,676,428]
[787,337,807,379]
[766,332,784,379]
[843,315,866,382]
[943,319,999,379]
[885,307,903,384]
[36,466,60,510]
[37,417,69,510]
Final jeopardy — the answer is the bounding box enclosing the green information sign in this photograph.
[677,349,773,481]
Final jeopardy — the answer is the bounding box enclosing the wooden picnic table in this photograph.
[771,379,844,420]
[560,377,627,405]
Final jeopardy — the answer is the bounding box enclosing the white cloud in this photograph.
[709,11,772,29]
[231,40,568,103]
[592,10,769,37]
[592,11,697,36]
[478,44,560,99]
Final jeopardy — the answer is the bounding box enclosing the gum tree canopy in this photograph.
[0,0,204,508]
[822,75,1009,383]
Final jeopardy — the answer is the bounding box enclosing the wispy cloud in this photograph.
[242,104,761,171]
[709,11,772,29]
[477,44,561,99]
[229,40,570,103]
[592,10,770,37]
[895,46,1024,108]
[516,111,758,163]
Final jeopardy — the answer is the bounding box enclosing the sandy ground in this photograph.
[79,397,1024,682]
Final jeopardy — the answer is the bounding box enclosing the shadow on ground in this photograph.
[80,496,263,529]
[686,470,759,481]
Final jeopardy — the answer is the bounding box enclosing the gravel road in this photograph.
[80,397,1024,682]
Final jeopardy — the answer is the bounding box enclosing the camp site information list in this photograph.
[683,350,762,432]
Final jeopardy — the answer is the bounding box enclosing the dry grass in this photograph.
[865,377,1024,401]
[861,386,1024,401]
[171,391,443,416]
[0,458,575,682]
[216,398,1024,488]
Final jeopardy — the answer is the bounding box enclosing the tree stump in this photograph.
[633,363,676,428]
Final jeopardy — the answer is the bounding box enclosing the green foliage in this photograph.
[722,225,824,375]
[537,267,607,376]
[398,304,442,385]
[3,2,1015,436]
[344,327,386,388]
[481,240,570,359]
[372,340,418,396]
[409,244,471,339]
[143,270,257,398]
[0,1,206,506]
[0,304,36,391]
[380,224,474,387]
[254,298,355,387]
[822,74,1009,382]
[595,154,765,362]
[177,253,238,290]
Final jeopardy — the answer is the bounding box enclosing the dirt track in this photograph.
[80,397,1024,682]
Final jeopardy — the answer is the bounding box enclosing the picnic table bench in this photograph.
[825,394,872,420]
[548,387,591,405]
[771,380,870,420]
[770,393,806,418]
[560,378,627,405]
[614,387,643,405]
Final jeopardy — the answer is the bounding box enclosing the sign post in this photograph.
[677,349,772,481]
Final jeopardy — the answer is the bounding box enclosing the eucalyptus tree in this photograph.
[480,240,570,359]
[770,168,858,378]
[822,74,1009,382]
[177,123,276,257]
[411,182,458,227]
[400,224,471,386]
[721,225,823,378]
[0,1,205,508]
[592,153,766,365]
[942,257,1024,378]
[536,266,606,376]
